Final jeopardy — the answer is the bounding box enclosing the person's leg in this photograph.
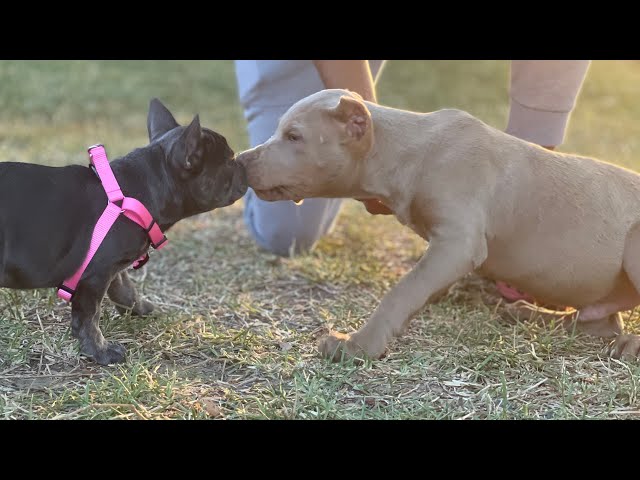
[235,60,386,256]
[498,60,591,303]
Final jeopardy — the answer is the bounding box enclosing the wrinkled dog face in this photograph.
[236,89,374,202]
[148,99,248,215]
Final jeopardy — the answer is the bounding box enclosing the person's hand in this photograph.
[357,198,394,215]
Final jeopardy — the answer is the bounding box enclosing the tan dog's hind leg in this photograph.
[576,292,632,338]
[501,300,578,329]
[501,288,629,340]
[609,222,640,359]
[319,232,487,362]
[527,223,640,359]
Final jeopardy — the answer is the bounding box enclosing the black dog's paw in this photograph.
[115,299,155,317]
[93,342,127,365]
[132,299,155,316]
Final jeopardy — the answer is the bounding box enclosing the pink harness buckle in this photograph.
[57,144,168,302]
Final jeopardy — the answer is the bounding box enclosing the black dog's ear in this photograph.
[147,98,180,142]
[181,115,203,171]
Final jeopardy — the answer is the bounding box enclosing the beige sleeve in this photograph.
[505,60,591,147]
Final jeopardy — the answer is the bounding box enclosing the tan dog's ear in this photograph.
[330,95,371,141]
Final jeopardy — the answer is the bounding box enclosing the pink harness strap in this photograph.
[57,144,168,302]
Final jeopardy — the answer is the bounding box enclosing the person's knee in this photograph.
[247,206,329,256]
[243,193,342,256]
[254,221,323,256]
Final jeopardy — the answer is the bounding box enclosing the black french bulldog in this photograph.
[0,98,248,365]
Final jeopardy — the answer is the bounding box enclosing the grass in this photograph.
[2,60,640,419]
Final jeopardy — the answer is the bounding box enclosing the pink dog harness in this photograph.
[57,144,168,302]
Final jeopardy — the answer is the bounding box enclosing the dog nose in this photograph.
[236,149,256,167]
[236,152,248,166]
[232,162,249,197]
[237,162,247,183]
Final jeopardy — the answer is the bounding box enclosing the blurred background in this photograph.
[2,60,640,170]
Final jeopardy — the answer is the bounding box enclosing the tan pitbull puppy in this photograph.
[237,88,640,362]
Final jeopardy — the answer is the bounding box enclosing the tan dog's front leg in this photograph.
[319,233,487,362]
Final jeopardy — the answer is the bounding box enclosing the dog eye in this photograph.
[286,131,301,142]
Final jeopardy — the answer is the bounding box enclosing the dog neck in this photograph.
[109,146,180,231]
[355,103,438,212]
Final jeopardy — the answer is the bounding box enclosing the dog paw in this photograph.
[93,342,127,365]
[318,331,385,363]
[115,299,155,317]
[132,299,155,316]
[610,334,640,361]
[318,331,360,362]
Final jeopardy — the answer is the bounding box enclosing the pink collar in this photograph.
[57,144,168,302]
